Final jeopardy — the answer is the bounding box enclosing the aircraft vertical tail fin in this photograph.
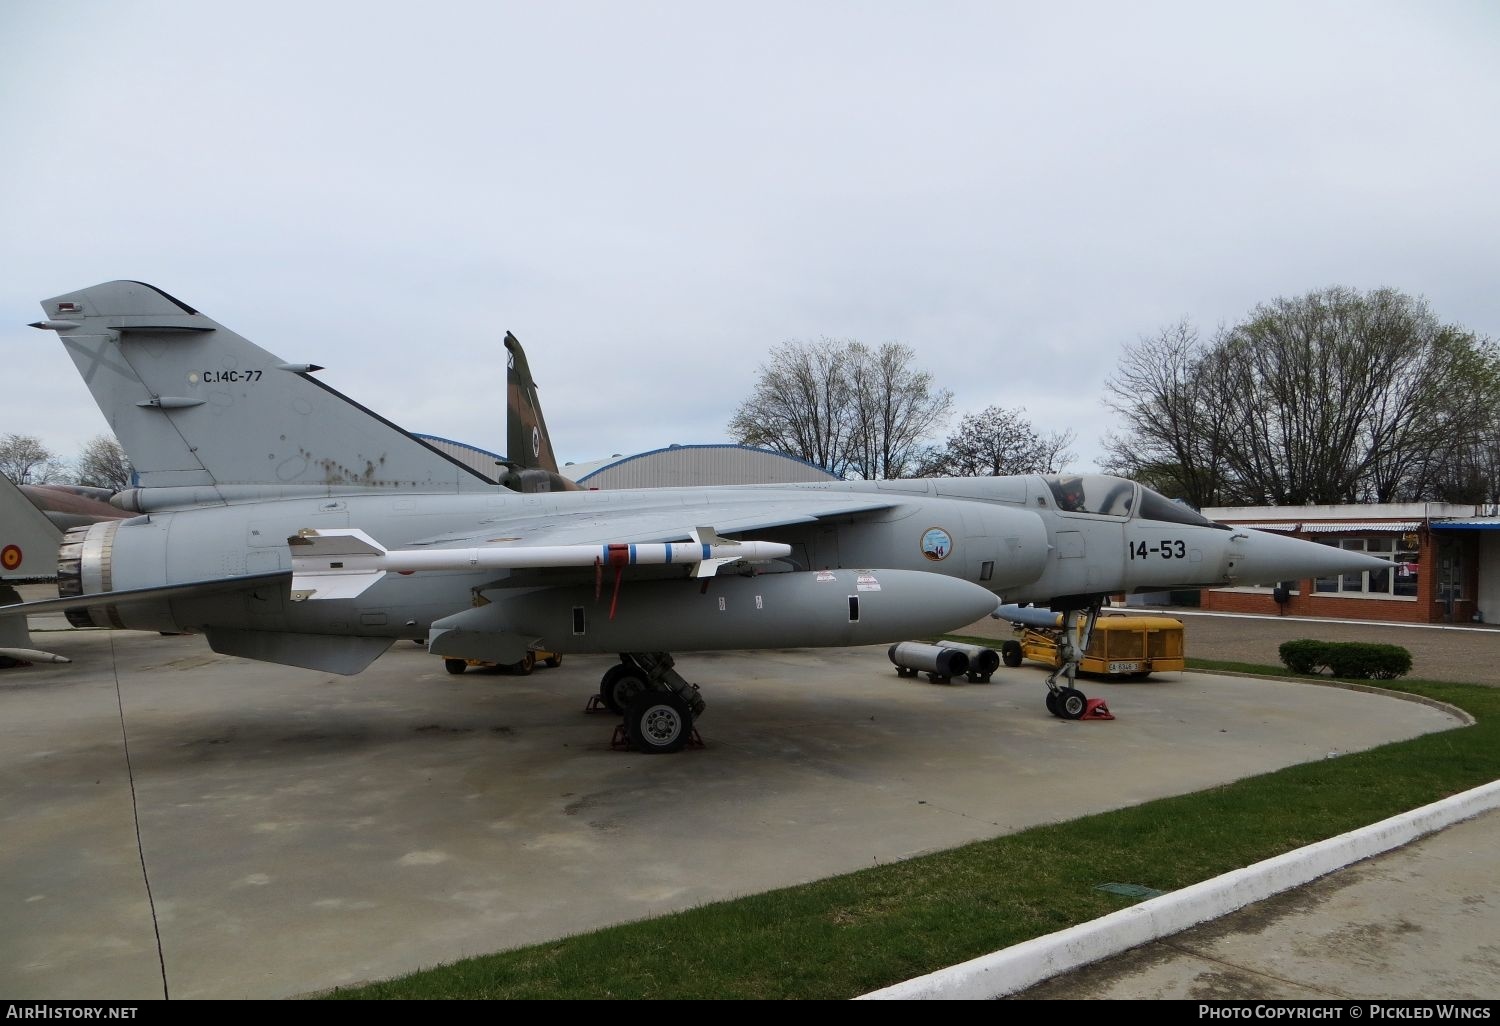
[505,331,582,492]
[1,473,63,582]
[32,281,496,496]
[505,331,561,474]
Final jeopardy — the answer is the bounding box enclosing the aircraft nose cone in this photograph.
[1229,528,1392,586]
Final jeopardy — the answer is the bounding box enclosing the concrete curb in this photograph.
[857,779,1500,1000]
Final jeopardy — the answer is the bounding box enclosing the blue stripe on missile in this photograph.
[702,543,711,559]
[664,542,672,563]
[629,544,638,563]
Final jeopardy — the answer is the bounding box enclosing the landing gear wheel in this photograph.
[1057,687,1088,720]
[544,654,563,668]
[506,651,537,676]
[1045,690,1060,717]
[444,658,467,675]
[599,664,648,714]
[625,691,693,754]
[1001,641,1023,668]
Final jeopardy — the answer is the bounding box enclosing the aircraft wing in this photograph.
[3,494,898,614]
[400,494,897,549]
[289,493,901,600]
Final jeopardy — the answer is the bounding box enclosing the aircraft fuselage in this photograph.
[42,473,1387,675]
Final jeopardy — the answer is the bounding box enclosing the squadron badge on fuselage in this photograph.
[920,527,951,561]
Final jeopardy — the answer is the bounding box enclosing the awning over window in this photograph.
[1233,522,1299,531]
[1301,521,1421,533]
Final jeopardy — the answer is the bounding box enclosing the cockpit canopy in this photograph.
[1041,475,1227,529]
[1043,474,1136,516]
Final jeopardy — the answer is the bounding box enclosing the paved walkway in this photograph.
[0,623,1467,999]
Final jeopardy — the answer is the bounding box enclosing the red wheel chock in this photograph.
[1081,698,1114,720]
[610,724,705,751]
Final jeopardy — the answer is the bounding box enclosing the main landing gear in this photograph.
[592,652,705,754]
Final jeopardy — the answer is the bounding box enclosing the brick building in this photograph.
[1197,502,1500,624]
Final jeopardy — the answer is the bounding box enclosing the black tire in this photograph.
[1057,687,1088,720]
[625,691,693,754]
[1045,690,1061,717]
[544,654,563,668]
[598,663,647,714]
[444,658,467,675]
[508,651,537,676]
[1001,641,1023,668]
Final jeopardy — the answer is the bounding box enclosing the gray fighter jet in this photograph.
[11,282,1388,750]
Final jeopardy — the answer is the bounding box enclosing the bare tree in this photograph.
[1357,321,1500,503]
[0,433,67,484]
[1219,289,1380,503]
[1423,418,1500,505]
[74,435,134,491]
[924,406,1075,477]
[845,342,954,480]
[729,338,951,479]
[1101,320,1233,509]
[729,338,853,476]
[1035,426,1079,475]
[1218,288,1498,504]
[1102,289,1500,507]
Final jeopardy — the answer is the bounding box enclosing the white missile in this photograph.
[289,526,793,601]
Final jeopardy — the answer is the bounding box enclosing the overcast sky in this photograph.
[3,1,1497,479]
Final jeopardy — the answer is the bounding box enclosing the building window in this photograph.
[1314,534,1418,599]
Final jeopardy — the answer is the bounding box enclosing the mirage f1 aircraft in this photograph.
[9,281,1389,751]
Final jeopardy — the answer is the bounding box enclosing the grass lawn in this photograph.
[326,657,1496,1000]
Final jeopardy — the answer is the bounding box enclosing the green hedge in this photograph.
[1278,639,1412,679]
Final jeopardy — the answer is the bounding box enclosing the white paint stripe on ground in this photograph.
[856,780,1500,1001]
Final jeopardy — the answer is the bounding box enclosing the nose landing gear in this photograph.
[1042,601,1113,721]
